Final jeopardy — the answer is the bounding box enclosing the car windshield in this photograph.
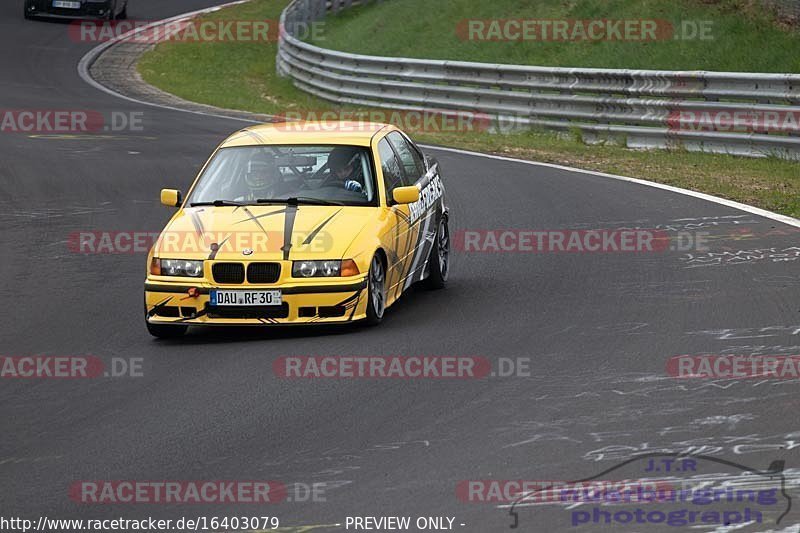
[187,145,378,206]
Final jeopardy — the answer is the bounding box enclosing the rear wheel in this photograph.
[117,2,127,19]
[24,2,32,19]
[364,254,386,325]
[146,322,188,339]
[424,217,450,289]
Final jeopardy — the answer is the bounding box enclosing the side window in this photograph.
[378,138,405,202]
[387,132,426,183]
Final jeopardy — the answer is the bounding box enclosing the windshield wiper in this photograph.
[189,200,245,207]
[257,197,345,206]
[254,199,287,205]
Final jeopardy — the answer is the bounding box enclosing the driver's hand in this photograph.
[344,180,363,193]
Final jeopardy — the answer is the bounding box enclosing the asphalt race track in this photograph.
[2,2,800,532]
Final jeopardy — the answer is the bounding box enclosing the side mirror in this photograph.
[392,186,420,205]
[160,189,182,207]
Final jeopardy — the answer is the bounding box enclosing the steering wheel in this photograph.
[319,168,343,190]
[300,165,332,190]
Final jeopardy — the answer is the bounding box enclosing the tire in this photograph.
[117,2,127,20]
[146,321,188,339]
[364,253,386,326]
[423,217,450,289]
[24,2,32,19]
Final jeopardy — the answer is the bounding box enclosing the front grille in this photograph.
[213,263,245,284]
[180,307,197,318]
[299,307,316,318]
[154,306,180,318]
[207,303,290,319]
[247,262,281,284]
[318,306,346,318]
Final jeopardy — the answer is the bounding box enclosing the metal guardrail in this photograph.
[277,0,800,160]
[768,0,800,19]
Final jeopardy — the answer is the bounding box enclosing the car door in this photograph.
[375,134,417,303]
[385,131,443,290]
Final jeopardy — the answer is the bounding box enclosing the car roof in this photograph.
[219,121,397,148]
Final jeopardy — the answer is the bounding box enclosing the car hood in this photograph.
[154,205,374,261]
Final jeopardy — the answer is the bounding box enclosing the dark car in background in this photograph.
[25,0,128,20]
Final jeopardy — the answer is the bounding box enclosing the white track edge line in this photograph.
[77,0,259,124]
[420,144,800,229]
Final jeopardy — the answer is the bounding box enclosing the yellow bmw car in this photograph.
[144,122,449,338]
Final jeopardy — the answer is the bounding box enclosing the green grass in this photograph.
[139,0,800,218]
[314,0,800,72]
[139,0,322,115]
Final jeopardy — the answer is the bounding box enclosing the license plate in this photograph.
[210,290,282,306]
[53,0,81,8]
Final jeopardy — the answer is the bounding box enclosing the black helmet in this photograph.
[244,154,279,193]
[328,146,359,172]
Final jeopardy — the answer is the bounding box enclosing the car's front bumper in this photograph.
[144,277,369,326]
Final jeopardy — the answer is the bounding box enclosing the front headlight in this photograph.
[292,260,341,278]
[291,259,360,278]
[160,259,204,278]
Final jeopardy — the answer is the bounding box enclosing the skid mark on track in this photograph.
[754,275,800,286]
[501,468,800,511]
[0,204,117,222]
[688,327,800,341]
[609,279,715,300]
[748,525,800,533]
[694,415,757,427]
[27,134,158,141]
[568,214,764,232]
[0,455,63,467]
[681,247,800,268]
[583,432,800,462]
[713,345,800,356]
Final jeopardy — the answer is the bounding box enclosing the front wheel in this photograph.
[146,322,188,339]
[364,253,386,326]
[424,217,450,289]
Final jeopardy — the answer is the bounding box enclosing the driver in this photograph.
[241,155,280,201]
[327,147,365,193]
